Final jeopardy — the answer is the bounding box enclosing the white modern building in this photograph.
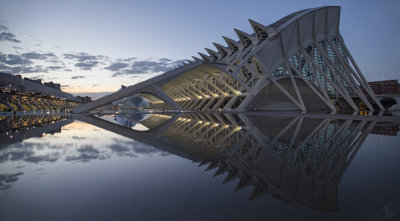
[74,6,383,113]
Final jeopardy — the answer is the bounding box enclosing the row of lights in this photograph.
[175,117,242,131]
[172,91,241,102]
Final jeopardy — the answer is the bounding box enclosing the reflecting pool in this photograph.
[0,113,399,220]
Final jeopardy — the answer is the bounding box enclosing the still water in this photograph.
[0,113,399,221]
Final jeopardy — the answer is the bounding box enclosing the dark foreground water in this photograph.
[0,113,399,221]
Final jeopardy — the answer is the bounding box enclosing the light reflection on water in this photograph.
[0,113,399,220]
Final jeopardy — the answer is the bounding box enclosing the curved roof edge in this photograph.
[277,6,340,30]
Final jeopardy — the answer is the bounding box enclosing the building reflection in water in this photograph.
[0,115,73,147]
[1,113,397,212]
[79,113,386,212]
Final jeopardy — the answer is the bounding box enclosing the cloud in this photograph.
[0,64,20,74]
[159,58,172,63]
[122,57,136,62]
[65,145,103,162]
[47,65,63,70]
[63,53,108,63]
[0,172,24,190]
[0,24,187,78]
[0,128,169,171]
[72,136,86,140]
[21,52,57,60]
[110,58,185,77]
[19,65,48,73]
[0,32,21,43]
[0,63,48,74]
[0,145,36,163]
[24,154,59,163]
[0,52,64,74]
[0,25,8,32]
[64,52,106,70]
[0,42,183,78]
[71,75,85,79]
[104,62,129,71]
[0,25,21,43]
[74,61,98,70]
[109,138,170,156]
[108,144,137,157]
[0,52,32,66]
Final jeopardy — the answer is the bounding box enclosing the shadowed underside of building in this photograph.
[73,6,384,114]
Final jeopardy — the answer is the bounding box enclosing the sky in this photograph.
[0,0,399,98]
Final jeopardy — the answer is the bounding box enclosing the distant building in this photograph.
[0,73,79,112]
[24,77,42,84]
[366,80,400,95]
[76,96,92,103]
[44,81,61,91]
[85,96,92,103]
